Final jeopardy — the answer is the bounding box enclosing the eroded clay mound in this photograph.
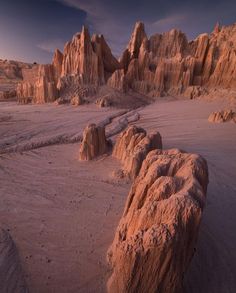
[79,124,110,160]
[0,229,28,293]
[208,109,236,123]
[113,125,162,179]
[107,149,208,293]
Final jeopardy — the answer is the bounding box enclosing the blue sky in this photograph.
[0,0,235,63]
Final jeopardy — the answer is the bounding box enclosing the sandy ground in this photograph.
[0,98,236,292]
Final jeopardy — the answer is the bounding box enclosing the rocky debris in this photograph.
[70,95,84,106]
[96,95,112,108]
[0,229,28,293]
[208,109,236,123]
[183,86,208,99]
[113,125,162,179]
[107,149,208,293]
[54,97,68,105]
[0,89,16,100]
[79,124,110,160]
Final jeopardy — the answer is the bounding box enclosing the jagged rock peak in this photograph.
[128,21,147,58]
[213,21,221,34]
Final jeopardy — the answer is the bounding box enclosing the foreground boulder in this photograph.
[0,229,28,293]
[113,125,162,179]
[208,109,236,123]
[107,149,208,293]
[79,124,109,160]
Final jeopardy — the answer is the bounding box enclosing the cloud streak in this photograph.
[37,39,65,53]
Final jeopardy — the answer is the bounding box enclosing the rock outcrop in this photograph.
[0,229,28,293]
[17,21,236,103]
[113,125,162,179]
[17,64,58,104]
[107,149,208,293]
[79,124,110,160]
[109,21,236,97]
[0,59,32,99]
[208,109,236,123]
[17,26,120,104]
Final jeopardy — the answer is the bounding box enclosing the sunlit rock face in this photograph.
[110,22,236,97]
[17,21,236,103]
[107,149,209,293]
[17,26,120,104]
[113,125,162,179]
[208,109,236,123]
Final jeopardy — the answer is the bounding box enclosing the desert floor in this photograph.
[0,98,236,293]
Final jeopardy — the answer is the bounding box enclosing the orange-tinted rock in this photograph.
[107,149,208,293]
[110,21,236,97]
[113,125,162,179]
[79,124,109,160]
[208,109,236,123]
[70,95,84,106]
[52,49,63,81]
[0,229,28,293]
[17,64,58,104]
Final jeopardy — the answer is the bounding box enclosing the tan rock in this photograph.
[70,95,84,106]
[107,149,208,293]
[208,109,236,123]
[113,125,162,179]
[79,124,109,160]
[0,229,28,293]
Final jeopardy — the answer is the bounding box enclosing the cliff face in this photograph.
[17,21,236,103]
[108,21,236,97]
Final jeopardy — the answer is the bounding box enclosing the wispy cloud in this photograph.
[37,39,65,53]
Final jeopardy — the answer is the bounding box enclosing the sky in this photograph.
[0,0,235,63]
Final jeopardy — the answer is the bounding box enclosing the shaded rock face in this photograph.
[208,109,236,123]
[0,229,28,293]
[113,125,162,179]
[107,149,208,293]
[79,124,109,160]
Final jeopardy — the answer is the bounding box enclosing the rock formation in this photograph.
[107,149,208,293]
[0,59,32,99]
[17,21,236,103]
[113,125,162,179]
[107,21,236,97]
[0,229,28,293]
[17,26,120,104]
[208,109,236,123]
[79,124,110,160]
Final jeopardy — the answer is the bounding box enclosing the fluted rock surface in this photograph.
[107,149,208,293]
[208,109,236,123]
[0,229,28,293]
[17,21,236,102]
[17,26,120,104]
[79,124,109,160]
[113,125,162,179]
[17,64,58,104]
[110,21,236,97]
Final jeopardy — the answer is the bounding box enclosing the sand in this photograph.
[0,98,236,292]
